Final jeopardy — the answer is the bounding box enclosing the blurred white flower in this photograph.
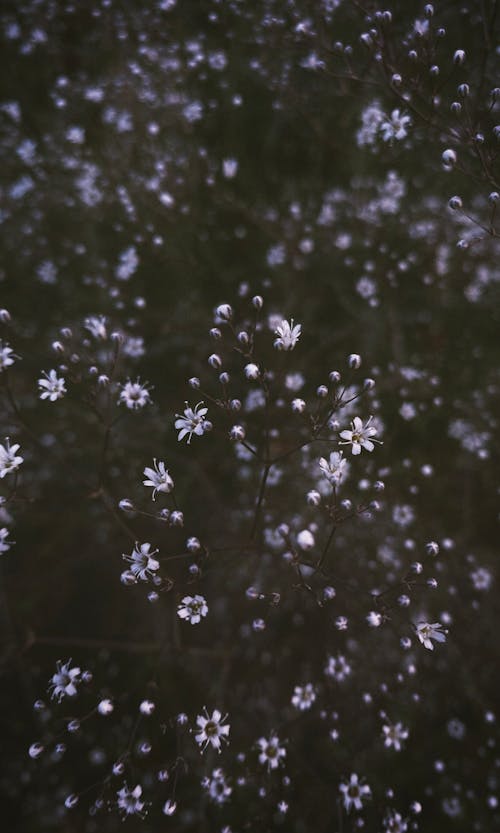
[339,773,371,813]
[319,450,349,485]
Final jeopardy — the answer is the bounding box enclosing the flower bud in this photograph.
[208,353,222,369]
[442,148,457,166]
[65,794,79,809]
[316,385,328,397]
[450,101,462,115]
[29,742,44,758]
[209,327,222,340]
[292,398,306,413]
[244,363,259,380]
[348,353,361,369]
[188,376,200,389]
[0,309,11,323]
[230,424,246,441]
[457,83,469,97]
[170,510,184,527]
[453,49,465,65]
[97,699,114,715]
[307,490,321,506]
[119,498,134,512]
[252,295,263,309]
[215,303,232,321]
[140,700,156,715]
[219,371,230,385]
[448,195,462,210]
[488,191,500,203]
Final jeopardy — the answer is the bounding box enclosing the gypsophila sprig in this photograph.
[0,438,24,478]
[122,542,160,581]
[48,659,81,702]
[415,621,447,650]
[273,318,301,351]
[175,401,211,443]
[339,416,381,455]
[143,459,174,499]
[38,369,66,401]
[177,594,208,624]
[194,708,230,753]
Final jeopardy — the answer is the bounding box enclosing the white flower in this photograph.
[297,529,315,550]
[116,783,147,818]
[177,594,208,625]
[415,621,447,650]
[202,768,232,804]
[175,401,210,443]
[84,315,107,339]
[257,734,286,771]
[244,363,260,380]
[273,318,301,351]
[194,708,230,753]
[0,341,16,371]
[0,438,24,478]
[339,416,381,455]
[379,109,411,142]
[324,653,351,682]
[383,810,408,832]
[319,451,350,485]
[118,378,152,410]
[143,459,174,500]
[49,659,81,702]
[339,773,371,813]
[122,542,160,581]
[291,683,316,711]
[0,527,13,554]
[38,369,66,401]
[382,722,409,751]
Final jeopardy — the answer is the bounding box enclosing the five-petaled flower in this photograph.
[49,659,81,702]
[415,621,447,650]
[175,401,211,443]
[123,542,160,581]
[143,459,174,500]
[0,438,24,478]
[339,773,371,813]
[38,369,67,401]
[339,416,381,455]
[195,708,230,753]
[256,734,287,771]
[274,318,302,351]
[116,783,147,818]
[177,594,209,624]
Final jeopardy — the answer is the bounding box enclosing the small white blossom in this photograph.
[382,721,409,751]
[116,783,147,818]
[339,416,381,455]
[38,369,67,401]
[339,773,371,813]
[379,109,411,142]
[415,621,447,650]
[256,734,286,771]
[175,402,210,443]
[319,451,350,485]
[297,529,315,550]
[119,379,152,410]
[84,315,108,339]
[177,594,208,625]
[143,459,174,500]
[49,659,81,702]
[0,527,13,554]
[195,708,230,753]
[273,318,301,351]
[291,683,316,711]
[324,653,351,681]
[122,542,160,581]
[244,363,260,380]
[0,341,16,371]
[0,438,24,478]
[202,768,232,804]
